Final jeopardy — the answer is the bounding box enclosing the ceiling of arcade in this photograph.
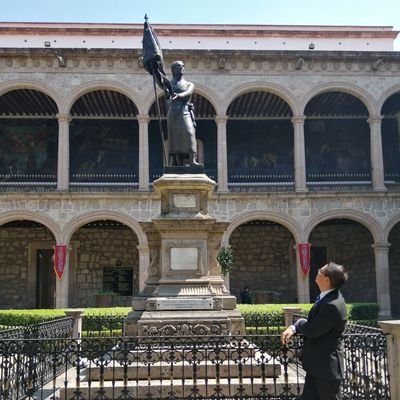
[1,88,400,119]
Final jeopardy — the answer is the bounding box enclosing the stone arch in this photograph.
[300,82,377,116]
[62,210,148,246]
[304,210,383,243]
[222,211,302,245]
[383,212,400,242]
[378,84,400,114]
[223,82,299,116]
[385,212,400,317]
[0,210,61,242]
[62,81,141,115]
[0,80,62,112]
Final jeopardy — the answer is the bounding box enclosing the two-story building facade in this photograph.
[0,22,399,317]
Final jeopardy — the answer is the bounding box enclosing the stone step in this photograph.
[61,377,300,399]
[88,360,281,380]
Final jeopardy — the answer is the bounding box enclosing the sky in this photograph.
[2,0,400,48]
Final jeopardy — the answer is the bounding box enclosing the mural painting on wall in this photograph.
[228,120,294,173]
[0,119,58,178]
[382,118,400,175]
[305,119,370,175]
[69,120,139,181]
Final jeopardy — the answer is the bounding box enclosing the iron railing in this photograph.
[0,332,389,400]
[82,314,126,337]
[0,317,73,340]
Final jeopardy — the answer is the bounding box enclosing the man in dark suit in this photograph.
[281,262,348,400]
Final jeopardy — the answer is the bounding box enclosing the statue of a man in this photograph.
[165,61,199,166]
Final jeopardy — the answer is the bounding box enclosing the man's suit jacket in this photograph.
[296,289,347,380]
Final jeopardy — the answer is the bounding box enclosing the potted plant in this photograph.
[217,246,235,276]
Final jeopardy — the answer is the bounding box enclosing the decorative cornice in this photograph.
[1,48,400,74]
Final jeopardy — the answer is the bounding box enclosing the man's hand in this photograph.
[281,326,295,345]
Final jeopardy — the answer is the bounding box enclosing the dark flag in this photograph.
[142,15,172,96]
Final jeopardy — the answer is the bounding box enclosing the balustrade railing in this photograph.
[229,168,294,183]
[0,170,57,191]
[3,166,400,193]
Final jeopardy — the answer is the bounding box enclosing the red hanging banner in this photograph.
[54,245,67,280]
[298,243,311,278]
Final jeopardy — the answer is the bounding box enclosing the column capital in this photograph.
[291,115,306,125]
[372,242,391,252]
[215,115,229,124]
[367,115,383,125]
[137,114,151,124]
[56,113,71,123]
[137,244,150,254]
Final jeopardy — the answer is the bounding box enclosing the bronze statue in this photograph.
[165,61,199,166]
[142,17,200,167]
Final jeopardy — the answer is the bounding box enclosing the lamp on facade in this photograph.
[308,43,315,50]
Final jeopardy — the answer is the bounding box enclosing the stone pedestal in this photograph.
[125,173,244,336]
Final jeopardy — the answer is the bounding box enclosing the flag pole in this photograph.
[151,67,168,167]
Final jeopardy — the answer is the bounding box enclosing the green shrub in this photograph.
[238,303,378,332]
[0,309,65,328]
[347,303,379,321]
[0,304,378,333]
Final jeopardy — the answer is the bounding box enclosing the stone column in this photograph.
[138,115,150,191]
[55,245,70,308]
[368,116,386,191]
[372,242,392,318]
[378,320,400,400]
[137,244,150,293]
[283,306,302,327]
[64,309,84,338]
[216,115,229,192]
[291,115,307,192]
[56,113,71,190]
[297,278,309,304]
[295,246,310,304]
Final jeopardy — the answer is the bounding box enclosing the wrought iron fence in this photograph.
[0,332,390,400]
[0,317,73,340]
[343,333,389,399]
[82,314,126,337]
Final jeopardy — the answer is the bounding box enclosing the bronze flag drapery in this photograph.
[142,15,170,165]
[142,15,172,96]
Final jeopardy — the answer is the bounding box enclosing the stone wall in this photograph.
[389,225,400,317]
[229,221,377,304]
[70,228,139,307]
[310,222,376,303]
[0,227,54,308]
[0,225,140,309]
[229,223,297,303]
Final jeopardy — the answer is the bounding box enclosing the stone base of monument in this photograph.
[137,297,244,336]
[124,172,246,337]
[125,294,245,336]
